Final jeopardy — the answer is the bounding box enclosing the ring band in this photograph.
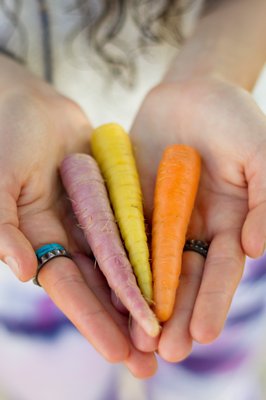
[33,243,72,286]
[183,239,209,258]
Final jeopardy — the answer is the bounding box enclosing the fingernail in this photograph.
[4,256,20,277]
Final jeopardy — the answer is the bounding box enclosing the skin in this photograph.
[129,0,266,361]
[0,0,266,379]
[0,55,157,378]
[130,76,266,359]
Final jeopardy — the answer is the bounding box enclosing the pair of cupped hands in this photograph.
[1,59,266,378]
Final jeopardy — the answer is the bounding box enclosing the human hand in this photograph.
[130,77,266,361]
[0,57,157,378]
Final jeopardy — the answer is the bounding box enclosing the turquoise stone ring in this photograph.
[33,243,72,286]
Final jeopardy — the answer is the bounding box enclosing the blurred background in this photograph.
[0,1,266,398]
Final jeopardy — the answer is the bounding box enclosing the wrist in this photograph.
[140,75,253,149]
[163,0,266,92]
[150,74,246,112]
[0,54,40,93]
[0,48,24,65]
[0,55,59,103]
[163,51,265,93]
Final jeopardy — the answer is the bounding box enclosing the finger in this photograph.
[242,147,266,258]
[158,251,204,362]
[20,210,130,362]
[41,255,130,363]
[124,348,158,379]
[190,230,245,344]
[129,318,159,352]
[0,190,37,280]
[242,202,266,258]
[76,253,158,377]
[76,252,130,328]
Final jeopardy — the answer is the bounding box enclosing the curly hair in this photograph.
[66,0,199,85]
[0,0,209,84]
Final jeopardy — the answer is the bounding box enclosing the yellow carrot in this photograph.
[91,123,153,303]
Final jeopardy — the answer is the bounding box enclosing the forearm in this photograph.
[0,54,31,88]
[164,0,266,91]
[0,54,58,100]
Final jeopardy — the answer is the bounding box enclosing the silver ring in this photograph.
[183,239,209,258]
[33,243,72,286]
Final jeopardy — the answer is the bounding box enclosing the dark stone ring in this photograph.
[183,239,209,258]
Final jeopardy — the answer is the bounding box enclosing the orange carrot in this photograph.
[152,144,201,322]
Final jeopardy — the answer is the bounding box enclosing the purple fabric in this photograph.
[101,371,119,400]
[0,315,72,337]
[165,256,266,376]
[179,350,248,374]
[0,296,71,338]
[226,301,265,326]
[242,256,266,283]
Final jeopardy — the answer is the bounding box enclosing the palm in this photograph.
[0,87,157,378]
[130,78,266,361]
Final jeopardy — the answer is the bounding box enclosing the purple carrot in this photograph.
[60,153,160,337]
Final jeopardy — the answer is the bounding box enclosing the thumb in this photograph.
[0,190,37,280]
[242,156,266,258]
[242,202,266,258]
